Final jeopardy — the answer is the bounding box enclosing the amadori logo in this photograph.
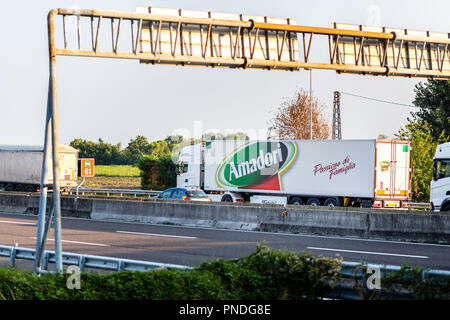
[215,141,298,190]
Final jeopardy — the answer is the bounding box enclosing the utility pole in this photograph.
[332,91,342,140]
[310,69,313,140]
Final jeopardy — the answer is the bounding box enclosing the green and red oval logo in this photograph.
[379,161,390,168]
[215,141,298,190]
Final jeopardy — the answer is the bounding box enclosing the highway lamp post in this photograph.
[310,69,313,140]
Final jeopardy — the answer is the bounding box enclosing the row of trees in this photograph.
[69,136,174,166]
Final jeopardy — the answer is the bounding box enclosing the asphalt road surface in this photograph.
[0,211,449,270]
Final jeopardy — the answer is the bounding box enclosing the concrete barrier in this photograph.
[0,192,91,218]
[91,197,260,230]
[368,211,449,243]
[0,192,449,244]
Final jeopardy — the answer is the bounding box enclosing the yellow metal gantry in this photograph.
[51,8,449,79]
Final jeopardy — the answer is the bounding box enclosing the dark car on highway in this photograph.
[155,188,212,202]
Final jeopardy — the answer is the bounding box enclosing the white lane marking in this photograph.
[306,247,429,259]
[30,237,109,247]
[0,220,36,226]
[4,212,448,249]
[116,230,197,239]
[84,217,449,248]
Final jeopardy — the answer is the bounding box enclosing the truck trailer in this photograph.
[0,145,78,192]
[176,139,412,208]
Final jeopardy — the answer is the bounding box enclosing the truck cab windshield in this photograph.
[433,159,450,181]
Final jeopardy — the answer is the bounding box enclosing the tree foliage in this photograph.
[396,120,447,202]
[201,131,250,141]
[410,80,450,140]
[121,135,151,165]
[269,88,330,140]
[70,138,122,165]
[121,136,171,165]
[138,153,177,190]
[394,79,450,202]
[70,136,172,166]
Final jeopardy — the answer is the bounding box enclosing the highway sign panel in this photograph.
[79,158,95,177]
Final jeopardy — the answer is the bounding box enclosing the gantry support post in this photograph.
[35,9,63,275]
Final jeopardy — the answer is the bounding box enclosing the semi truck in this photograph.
[176,139,412,208]
[0,145,78,192]
[430,142,450,211]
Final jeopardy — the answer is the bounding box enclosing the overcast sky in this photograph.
[1,0,448,147]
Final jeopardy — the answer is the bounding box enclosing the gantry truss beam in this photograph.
[50,8,450,79]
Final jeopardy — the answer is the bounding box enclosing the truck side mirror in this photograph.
[432,161,438,181]
[176,163,183,175]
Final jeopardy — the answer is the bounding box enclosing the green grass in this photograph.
[95,165,140,177]
[78,176,141,189]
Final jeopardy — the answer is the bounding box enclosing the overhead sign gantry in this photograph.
[52,7,450,77]
[36,6,450,274]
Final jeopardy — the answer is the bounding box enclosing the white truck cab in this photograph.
[430,142,450,212]
[176,143,244,203]
[176,143,202,189]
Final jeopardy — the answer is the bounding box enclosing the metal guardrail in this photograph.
[332,260,450,300]
[68,187,161,198]
[0,245,191,273]
[340,261,450,278]
[1,245,449,299]
[406,202,432,210]
[67,189,432,211]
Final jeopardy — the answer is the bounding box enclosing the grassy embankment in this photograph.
[77,165,141,189]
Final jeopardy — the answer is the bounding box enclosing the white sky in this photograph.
[1,0,449,147]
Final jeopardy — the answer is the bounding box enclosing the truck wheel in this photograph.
[5,184,14,191]
[361,200,373,208]
[15,184,25,192]
[306,198,321,206]
[324,197,341,207]
[25,185,36,192]
[222,195,233,202]
[289,197,303,205]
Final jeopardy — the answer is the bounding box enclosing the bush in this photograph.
[138,154,176,190]
[0,267,228,300]
[199,245,342,299]
[75,269,228,300]
[381,265,450,300]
